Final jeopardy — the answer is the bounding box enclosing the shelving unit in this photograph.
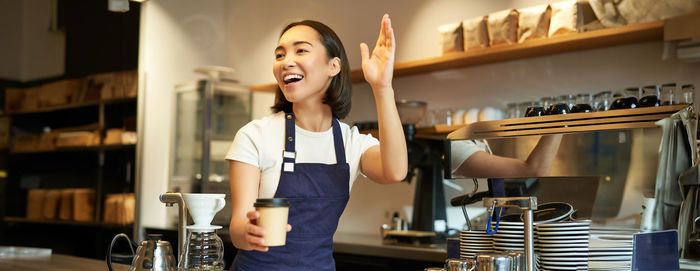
[3,216,132,228]
[1,92,137,228]
[250,20,665,92]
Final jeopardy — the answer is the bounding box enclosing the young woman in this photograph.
[226,15,407,270]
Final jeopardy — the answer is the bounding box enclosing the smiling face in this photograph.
[273,25,340,104]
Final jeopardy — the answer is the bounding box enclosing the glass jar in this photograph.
[594,91,612,111]
[179,230,225,271]
[624,87,641,100]
[571,93,593,113]
[681,84,695,105]
[505,103,518,119]
[660,83,677,105]
[518,101,534,118]
[639,85,660,107]
[540,96,554,110]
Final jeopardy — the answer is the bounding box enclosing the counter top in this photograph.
[0,253,129,271]
[332,233,446,262]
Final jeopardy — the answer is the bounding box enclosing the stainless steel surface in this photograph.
[445,258,476,271]
[333,233,446,263]
[130,238,176,271]
[483,197,536,271]
[447,106,698,225]
[159,193,187,258]
[522,210,533,271]
[475,253,514,271]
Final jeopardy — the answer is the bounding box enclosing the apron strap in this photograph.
[283,112,296,172]
[282,112,347,173]
[331,118,346,164]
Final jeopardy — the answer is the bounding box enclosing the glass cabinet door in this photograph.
[171,79,251,198]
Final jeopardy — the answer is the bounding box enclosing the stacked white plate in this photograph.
[490,221,533,252]
[459,230,493,259]
[535,220,591,271]
[587,227,636,271]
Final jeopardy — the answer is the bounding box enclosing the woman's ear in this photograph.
[328,57,341,77]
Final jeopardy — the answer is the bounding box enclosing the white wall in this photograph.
[223,0,700,235]
[138,0,227,229]
[0,0,64,82]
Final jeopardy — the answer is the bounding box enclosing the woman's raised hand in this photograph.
[360,14,395,92]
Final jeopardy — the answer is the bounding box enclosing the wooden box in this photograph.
[72,189,95,222]
[26,189,46,219]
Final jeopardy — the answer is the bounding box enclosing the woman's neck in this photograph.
[292,102,333,132]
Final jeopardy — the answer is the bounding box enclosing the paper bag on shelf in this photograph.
[58,189,74,220]
[56,130,100,147]
[488,9,519,46]
[103,193,135,224]
[26,189,46,219]
[462,16,490,50]
[72,188,95,222]
[13,135,40,152]
[550,0,600,37]
[38,79,82,108]
[438,22,464,55]
[104,129,124,145]
[518,4,552,42]
[37,131,59,151]
[42,189,61,219]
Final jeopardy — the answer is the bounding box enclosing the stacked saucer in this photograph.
[459,230,493,259]
[491,221,529,252]
[587,227,636,271]
[535,220,591,271]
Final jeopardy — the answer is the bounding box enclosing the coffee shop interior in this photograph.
[1,0,700,270]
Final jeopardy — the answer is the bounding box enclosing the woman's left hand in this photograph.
[360,14,395,92]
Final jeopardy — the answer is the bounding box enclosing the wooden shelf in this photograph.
[7,97,137,116]
[448,105,688,139]
[250,20,664,92]
[9,144,136,155]
[3,216,132,228]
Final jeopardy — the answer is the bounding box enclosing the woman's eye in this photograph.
[275,53,284,59]
[296,49,307,54]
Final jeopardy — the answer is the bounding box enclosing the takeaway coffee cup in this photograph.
[254,198,290,246]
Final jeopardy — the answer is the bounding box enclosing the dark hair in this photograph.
[270,20,352,119]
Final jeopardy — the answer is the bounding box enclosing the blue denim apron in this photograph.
[232,112,350,271]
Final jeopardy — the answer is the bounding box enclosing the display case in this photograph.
[169,73,251,226]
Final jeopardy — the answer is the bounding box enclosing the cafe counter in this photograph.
[0,253,129,271]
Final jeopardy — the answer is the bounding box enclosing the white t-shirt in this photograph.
[225,112,380,198]
[450,139,490,173]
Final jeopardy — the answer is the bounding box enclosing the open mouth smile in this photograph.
[283,74,304,85]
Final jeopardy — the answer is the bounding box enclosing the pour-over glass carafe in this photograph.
[177,193,227,271]
[178,228,225,271]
